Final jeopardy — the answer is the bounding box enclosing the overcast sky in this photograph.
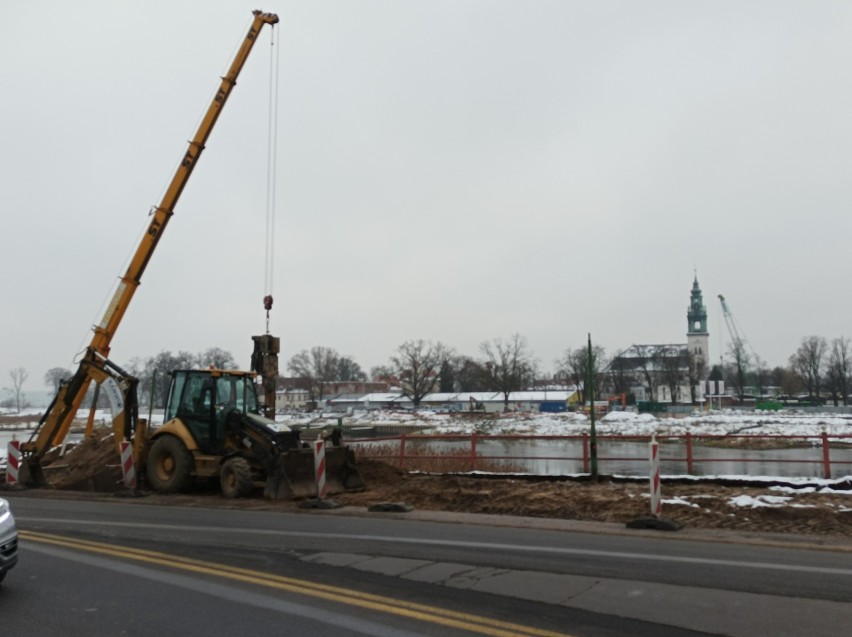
[3,1,852,392]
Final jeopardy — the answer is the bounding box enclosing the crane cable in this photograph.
[263,21,281,334]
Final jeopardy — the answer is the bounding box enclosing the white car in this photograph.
[0,498,18,583]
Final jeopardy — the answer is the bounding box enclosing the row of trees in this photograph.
[6,333,850,414]
[713,335,851,405]
[287,333,852,408]
[26,348,238,411]
[288,334,540,409]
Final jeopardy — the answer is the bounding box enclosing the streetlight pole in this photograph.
[587,333,598,481]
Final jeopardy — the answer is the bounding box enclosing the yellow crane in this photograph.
[22,11,280,485]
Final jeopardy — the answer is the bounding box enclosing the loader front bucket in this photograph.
[263,445,366,500]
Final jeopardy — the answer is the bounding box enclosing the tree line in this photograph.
[5,333,849,413]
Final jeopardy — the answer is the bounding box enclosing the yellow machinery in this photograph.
[22,11,364,498]
[147,369,362,498]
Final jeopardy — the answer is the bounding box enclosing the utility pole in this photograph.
[587,333,599,481]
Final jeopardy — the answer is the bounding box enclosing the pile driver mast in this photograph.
[23,11,279,484]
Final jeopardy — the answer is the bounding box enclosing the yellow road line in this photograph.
[21,530,576,637]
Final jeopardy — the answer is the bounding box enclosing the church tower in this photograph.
[687,274,709,370]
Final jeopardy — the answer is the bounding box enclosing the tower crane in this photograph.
[718,294,779,408]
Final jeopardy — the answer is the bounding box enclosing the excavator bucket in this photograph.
[263,446,365,500]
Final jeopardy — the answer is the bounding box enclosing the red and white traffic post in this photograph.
[649,434,661,517]
[120,440,137,490]
[313,435,327,500]
[5,439,21,486]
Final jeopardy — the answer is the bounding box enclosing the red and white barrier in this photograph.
[5,440,21,486]
[120,440,137,490]
[649,434,661,517]
[313,435,327,500]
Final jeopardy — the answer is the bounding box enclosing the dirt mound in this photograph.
[334,470,852,537]
[43,429,123,492]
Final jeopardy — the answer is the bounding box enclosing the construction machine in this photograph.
[21,11,365,498]
[147,369,363,498]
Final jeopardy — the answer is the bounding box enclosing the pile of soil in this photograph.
[9,428,851,538]
[42,432,123,492]
[338,460,852,537]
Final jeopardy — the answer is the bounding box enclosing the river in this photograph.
[386,437,852,479]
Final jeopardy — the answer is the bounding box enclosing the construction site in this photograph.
[4,9,850,546]
[10,11,366,508]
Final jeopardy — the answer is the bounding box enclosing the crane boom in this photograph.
[23,11,278,482]
[718,294,746,360]
[718,293,771,404]
[718,294,759,365]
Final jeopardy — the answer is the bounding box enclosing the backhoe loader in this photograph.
[145,369,364,498]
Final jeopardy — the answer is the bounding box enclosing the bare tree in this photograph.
[369,365,395,383]
[656,346,686,404]
[789,336,827,402]
[438,359,456,393]
[450,356,489,392]
[44,367,73,392]
[557,345,605,404]
[391,340,451,407]
[724,340,751,404]
[8,367,28,412]
[287,346,341,401]
[605,354,634,396]
[825,336,851,406]
[480,334,537,410]
[198,347,237,370]
[140,350,197,408]
[686,350,706,404]
[632,348,658,402]
[336,356,367,382]
[752,356,770,398]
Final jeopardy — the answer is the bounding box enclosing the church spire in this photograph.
[688,274,707,334]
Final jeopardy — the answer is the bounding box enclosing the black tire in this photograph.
[220,456,253,498]
[0,570,6,584]
[146,435,194,493]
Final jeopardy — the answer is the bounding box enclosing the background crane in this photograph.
[718,295,781,409]
[718,293,758,401]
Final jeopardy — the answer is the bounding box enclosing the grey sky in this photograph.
[3,1,851,392]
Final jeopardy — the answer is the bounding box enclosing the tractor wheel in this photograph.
[146,435,193,493]
[220,456,253,498]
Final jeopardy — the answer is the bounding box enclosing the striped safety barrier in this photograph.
[313,436,327,500]
[649,434,661,517]
[120,440,137,490]
[5,440,21,486]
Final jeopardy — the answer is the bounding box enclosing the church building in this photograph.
[606,274,710,405]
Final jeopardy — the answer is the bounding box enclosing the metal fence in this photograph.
[347,432,852,480]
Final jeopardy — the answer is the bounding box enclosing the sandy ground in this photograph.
[3,428,849,540]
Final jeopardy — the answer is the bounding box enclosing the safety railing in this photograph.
[347,432,852,480]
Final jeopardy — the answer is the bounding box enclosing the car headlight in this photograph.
[0,498,10,522]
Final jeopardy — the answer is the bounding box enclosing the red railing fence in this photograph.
[348,432,852,479]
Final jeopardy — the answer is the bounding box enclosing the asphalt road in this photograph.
[3,494,852,636]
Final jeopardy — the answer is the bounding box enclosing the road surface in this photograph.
[2,494,851,636]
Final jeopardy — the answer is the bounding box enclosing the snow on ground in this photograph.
[371,408,852,439]
[5,405,852,438]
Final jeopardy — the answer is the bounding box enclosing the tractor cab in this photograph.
[165,369,262,454]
